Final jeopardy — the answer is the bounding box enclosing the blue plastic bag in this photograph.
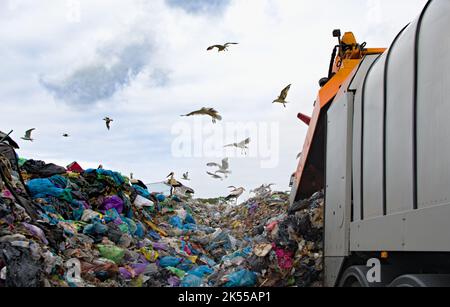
[169,216,184,229]
[156,194,166,202]
[27,178,66,199]
[188,266,213,278]
[184,213,196,225]
[224,270,257,287]
[133,185,151,198]
[159,256,182,268]
[181,274,203,287]
[83,221,108,235]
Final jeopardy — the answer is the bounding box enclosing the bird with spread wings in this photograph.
[181,108,222,124]
[207,171,224,181]
[273,84,292,108]
[207,158,231,178]
[103,117,114,130]
[224,137,251,155]
[207,42,238,52]
[21,128,35,142]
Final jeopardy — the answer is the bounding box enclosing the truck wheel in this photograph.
[389,275,450,287]
[339,266,371,287]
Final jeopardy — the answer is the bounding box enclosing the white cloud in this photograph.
[0,0,428,198]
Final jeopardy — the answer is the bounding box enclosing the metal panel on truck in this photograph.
[417,0,450,209]
[350,55,380,222]
[325,93,353,257]
[385,20,417,215]
[362,54,387,219]
[351,203,450,252]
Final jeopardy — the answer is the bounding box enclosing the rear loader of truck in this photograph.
[290,0,450,287]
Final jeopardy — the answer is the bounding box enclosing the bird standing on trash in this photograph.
[225,187,246,204]
[207,158,231,178]
[224,138,251,155]
[207,42,238,52]
[252,184,275,197]
[273,84,292,108]
[166,172,183,196]
[21,129,35,142]
[103,117,113,130]
[0,130,19,148]
[181,108,222,124]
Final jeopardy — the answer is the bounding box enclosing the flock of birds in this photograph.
[15,41,294,204]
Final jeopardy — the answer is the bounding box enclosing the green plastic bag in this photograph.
[97,245,125,264]
[167,267,186,279]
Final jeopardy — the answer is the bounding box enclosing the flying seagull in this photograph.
[181,108,222,124]
[225,137,251,155]
[21,129,35,142]
[103,117,113,130]
[207,171,224,181]
[207,158,231,178]
[63,133,70,138]
[225,187,246,204]
[273,84,292,108]
[182,172,190,181]
[207,43,238,52]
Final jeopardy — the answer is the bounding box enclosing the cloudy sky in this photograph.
[0,0,427,198]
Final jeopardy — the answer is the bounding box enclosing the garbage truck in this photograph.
[290,0,450,287]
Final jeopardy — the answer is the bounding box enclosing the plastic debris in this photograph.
[0,135,324,287]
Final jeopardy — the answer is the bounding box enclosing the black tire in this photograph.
[339,266,371,287]
[389,275,450,287]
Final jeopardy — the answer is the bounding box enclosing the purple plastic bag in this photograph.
[22,222,49,245]
[100,196,124,214]
[152,242,168,251]
[168,276,180,287]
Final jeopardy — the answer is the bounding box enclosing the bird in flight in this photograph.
[21,129,35,142]
[273,84,292,108]
[225,187,246,204]
[297,152,302,160]
[182,172,190,181]
[63,133,70,138]
[103,117,114,130]
[207,171,224,181]
[207,43,238,52]
[181,108,222,124]
[207,158,231,178]
[225,138,251,155]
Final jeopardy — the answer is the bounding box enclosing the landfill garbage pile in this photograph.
[187,187,324,287]
[0,142,324,287]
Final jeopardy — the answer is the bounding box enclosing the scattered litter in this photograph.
[0,134,324,287]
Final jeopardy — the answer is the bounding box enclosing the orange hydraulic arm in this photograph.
[291,30,385,202]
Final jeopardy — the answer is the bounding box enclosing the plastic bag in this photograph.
[159,256,182,268]
[224,270,257,287]
[169,216,184,229]
[97,245,125,264]
[140,247,159,262]
[167,266,186,278]
[181,274,203,287]
[133,195,153,209]
[187,265,213,278]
